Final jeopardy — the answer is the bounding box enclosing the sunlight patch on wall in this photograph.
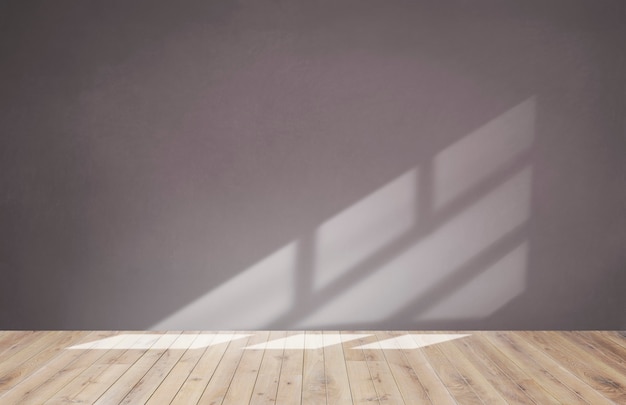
[150,242,297,329]
[433,97,535,210]
[151,97,535,329]
[314,169,418,290]
[295,165,532,327]
[417,241,529,320]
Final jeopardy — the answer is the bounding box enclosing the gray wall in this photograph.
[1,0,624,330]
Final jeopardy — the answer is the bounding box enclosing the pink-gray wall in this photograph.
[1,0,624,329]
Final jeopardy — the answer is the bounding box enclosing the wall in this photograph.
[1,0,624,329]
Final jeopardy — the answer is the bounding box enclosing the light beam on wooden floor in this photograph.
[353,333,471,349]
[67,333,252,350]
[244,333,371,349]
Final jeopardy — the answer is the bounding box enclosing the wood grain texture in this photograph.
[275,331,305,405]
[119,333,196,404]
[249,330,287,405]
[170,331,236,405]
[0,331,91,396]
[0,331,112,404]
[92,332,182,405]
[302,332,327,404]
[471,333,561,404]
[520,331,626,404]
[434,334,508,404]
[374,331,431,405]
[482,332,584,404]
[392,331,456,405]
[342,331,379,404]
[418,335,483,404]
[44,332,149,404]
[0,331,37,359]
[0,330,623,404]
[222,331,270,405]
[196,332,254,405]
[360,334,404,404]
[145,332,214,405]
[447,333,538,405]
[323,331,353,405]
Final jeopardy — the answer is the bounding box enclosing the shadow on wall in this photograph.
[0,0,624,329]
[153,97,536,330]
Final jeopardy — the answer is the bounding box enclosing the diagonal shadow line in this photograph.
[383,222,528,325]
[299,316,499,332]
[276,223,527,331]
[417,157,434,222]
[265,151,533,328]
[295,235,315,302]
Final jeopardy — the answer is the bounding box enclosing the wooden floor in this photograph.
[0,331,624,404]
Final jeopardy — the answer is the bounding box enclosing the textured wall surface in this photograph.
[1,0,624,329]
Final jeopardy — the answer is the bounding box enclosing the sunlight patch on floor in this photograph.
[353,333,470,349]
[244,333,370,350]
[67,332,471,350]
[67,333,251,350]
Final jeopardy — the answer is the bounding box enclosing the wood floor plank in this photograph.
[374,331,432,405]
[0,331,14,355]
[391,332,456,405]
[574,331,626,368]
[0,330,624,405]
[553,332,626,377]
[43,332,148,404]
[470,333,561,405]
[69,333,163,404]
[0,331,63,368]
[145,332,214,405]
[342,332,374,362]
[0,332,46,369]
[275,331,305,405]
[343,332,379,404]
[0,331,99,395]
[521,331,626,403]
[170,331,238,405]
[606,331,626,349]
[196,332,255,405]
[0,331,67,378]
[482,332,587,404]
[361,332,404,404]
[447,333,539,405]
[346,361,380,405]
[0,331,114,404]
[368,360,406,404]
[119,333,201,404]
[0,331,35,357]
[323,331,353,405]
[302,332,327,405]
[434,333,508,404]
[415,334,483,405]
[0,331,91,395]
[511,332,615,405]
[92,332,182,405]
[222,331,271,405]
[249,330,287,405]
